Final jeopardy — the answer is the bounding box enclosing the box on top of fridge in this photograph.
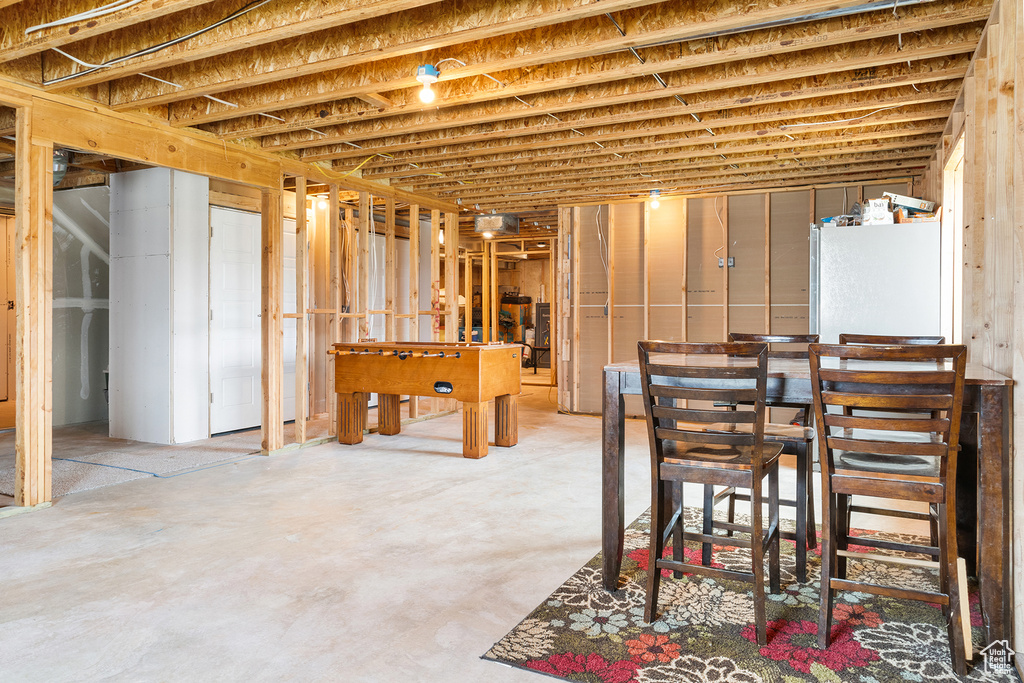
[882,192,936,213]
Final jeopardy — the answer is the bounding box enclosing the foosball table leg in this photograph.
[462,401,489,459]
[337,392,368,444]
[378,393,402,435]
[495,393,518,447]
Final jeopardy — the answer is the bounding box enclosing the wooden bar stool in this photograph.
[706,333,818,582]
[809,342,969,676]
[638,341,783,645]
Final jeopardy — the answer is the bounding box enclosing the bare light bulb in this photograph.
[419,83,435,103]
[438,228,444,245]
[650,198,660,209]
[317,199,328,210]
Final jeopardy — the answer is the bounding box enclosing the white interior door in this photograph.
[209,207,261,434]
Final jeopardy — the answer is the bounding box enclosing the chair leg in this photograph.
[645,479,665,623]
[673,482,684,578]
[835,494,850,580]
[928,503,939,547]
[818,490,837,649]
[702,484,714,566]
[726,487,737,537]
[750,478,767,646]
[768,465,781,595]
[938,502,967,676]
[794,440,809,583]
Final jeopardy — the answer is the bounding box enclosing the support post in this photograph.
[408,204,420,418]
[294,176,307,444]
[444,212,459,342]
[261,183,284,453]
[14,109,53,506]
[385,196,396,341]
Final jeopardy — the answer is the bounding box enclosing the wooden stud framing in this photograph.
[764,193,772,333]
[463,248,473,342]
[385,196,396,341]
[571,206,581,411]
[358,192,371,340]
[407,204,420,418]
[328,184,340,432]
[261,184,284,454]
[294,177,308,444]
[607,206,615,364]
[643,203,650,341]
[481,241,491,342]
[720,196,730,341]
[14,109,53,507]
[681,198,688,341]
[430,209,441,341]
[444,212,459,342]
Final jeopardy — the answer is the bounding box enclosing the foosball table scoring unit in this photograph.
[329,341,522,458]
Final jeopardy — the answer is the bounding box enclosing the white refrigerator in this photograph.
[810,222,947,344]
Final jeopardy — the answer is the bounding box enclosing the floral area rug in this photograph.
[483,508,1018,683]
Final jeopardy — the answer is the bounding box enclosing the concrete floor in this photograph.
[0,385,926,682]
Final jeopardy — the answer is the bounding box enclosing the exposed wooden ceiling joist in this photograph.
[144,0,925,126]
[200,0,987,139]
[0,0,992,212]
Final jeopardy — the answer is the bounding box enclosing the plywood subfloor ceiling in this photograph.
[0,0,990,222]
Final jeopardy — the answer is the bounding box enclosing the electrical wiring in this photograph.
[26,0,143,34]
[43,0,274,86]
[596,205,610,311]
[779,105,903,129]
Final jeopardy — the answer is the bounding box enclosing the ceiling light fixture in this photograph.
[649,189,661,209]
[317,197,328,210]
[482,231,493,239]
[416,64,439,103]
[438,228,445,245]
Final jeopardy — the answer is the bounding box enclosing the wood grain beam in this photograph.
[277,71,962,157]
[103,0,670,110]
[214,2,986,140]
[153,0,904,125]
[477,165,922,211]
[37,0,437,87]
[14,106,53,507]
[309,99,954,165]
[0,0,218,64]
[361,121,945,184]
[410,143,939,193]
[444,150,935,201]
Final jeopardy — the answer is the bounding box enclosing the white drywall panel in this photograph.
[170,171,210,442]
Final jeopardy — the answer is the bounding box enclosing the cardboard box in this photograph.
[882,192,936,213]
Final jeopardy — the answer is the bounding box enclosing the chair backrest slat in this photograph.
[824,413,949,434]
[839,333,945,346]
[639,340,770,465]
[809,343,966,481]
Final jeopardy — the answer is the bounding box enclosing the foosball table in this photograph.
[330,341,522,458]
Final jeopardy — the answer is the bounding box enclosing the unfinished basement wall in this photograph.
[52,186,110,427]
[922,0,1022,663]
[561,180,910,415]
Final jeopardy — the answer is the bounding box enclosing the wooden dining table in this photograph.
[601,356,1012,645]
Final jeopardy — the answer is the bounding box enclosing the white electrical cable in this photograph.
[26,0,143,34]
[43,0,273,86]
[780,105,902,129]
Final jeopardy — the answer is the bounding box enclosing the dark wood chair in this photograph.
[707,332,818,582]
[838,333,947,543]
[638,340,783,645]
[809,343,969,676]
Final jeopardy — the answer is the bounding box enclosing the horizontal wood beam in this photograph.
[201,0,988,139]
[155,0,897,126]
[104,0,669,111]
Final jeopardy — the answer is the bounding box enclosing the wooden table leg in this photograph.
[378,393,402,435]
[602,369,626,590]
[337,392,367,444]
[494,393,518,447]
[462,401,488,459]
[976,384,1011,644]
